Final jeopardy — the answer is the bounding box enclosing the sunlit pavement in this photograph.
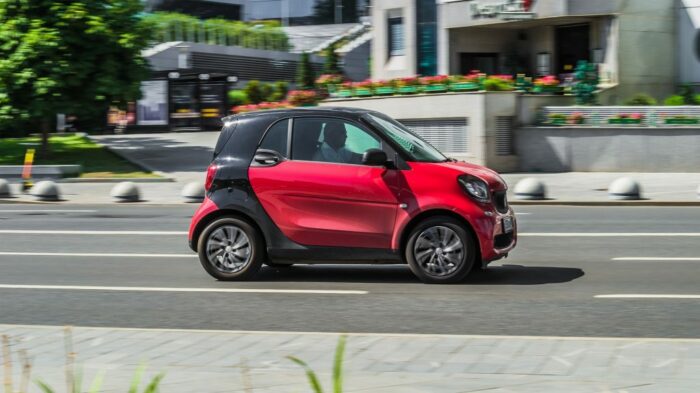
[1,205,699,391]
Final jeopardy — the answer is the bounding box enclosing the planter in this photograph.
[397,86,420,95]
[664,118,699,125]
[546,118,567,126]
[423,84,448,93]
[374,87,396,96]
[334,89,352,98]
[608,118,642,125]
[353,88,373,97]
[450,82,480,92]
[534,85,564,94]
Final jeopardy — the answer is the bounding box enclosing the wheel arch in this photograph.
[191,208,267,253]
[398,209,482,263]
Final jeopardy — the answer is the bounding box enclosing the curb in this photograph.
[85,135,176,183]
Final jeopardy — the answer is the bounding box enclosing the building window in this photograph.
[416,0,437,75]
[388,16,405,57]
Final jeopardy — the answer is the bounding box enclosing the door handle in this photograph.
[253,149,282,166]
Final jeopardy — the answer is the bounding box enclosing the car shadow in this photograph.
[255,264,584,285]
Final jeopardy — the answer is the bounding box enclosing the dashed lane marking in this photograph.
[0,284,368,295]
[0,252,194,258]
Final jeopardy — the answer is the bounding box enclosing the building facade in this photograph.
[372,0,698,103]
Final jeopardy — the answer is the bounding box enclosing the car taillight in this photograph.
[205,164,218,191]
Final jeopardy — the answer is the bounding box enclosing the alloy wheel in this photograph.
[206,225,251,273]
[413,225,465,277]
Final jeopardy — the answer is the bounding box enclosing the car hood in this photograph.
[431,161,508,191]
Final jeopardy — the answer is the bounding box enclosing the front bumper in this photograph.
[483,208,517,265]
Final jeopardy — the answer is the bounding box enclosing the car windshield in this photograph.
[363,113,447,163]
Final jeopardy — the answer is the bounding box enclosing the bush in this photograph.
[625,93,657,106]
[244,80,265,104]
[694,94,700,105]
[664,95,685,106]
[228,90,249,107]
[268,81,289,102]
[483,77,514,91]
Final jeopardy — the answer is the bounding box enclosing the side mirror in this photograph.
[362,148,388,166]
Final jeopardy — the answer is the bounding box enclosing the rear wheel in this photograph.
[197,217,264,281]
[405,216,476,284]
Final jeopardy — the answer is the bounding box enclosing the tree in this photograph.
[313,0,358,24]
[0,0,152,152]
[323,42,342,75]
[296,52,315,90]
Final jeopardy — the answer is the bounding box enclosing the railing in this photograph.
[539,106,700,127]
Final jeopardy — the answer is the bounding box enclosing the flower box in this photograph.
[450,82,480,92]
[608,118,642,125]
[374,87,396,96]
[353,88,373,97]
[424,84,448,93]
[334,89,352,98]
[397,86,419,95]
[664,118,699,125]
[534,85,563,94]
[546,118,567,126]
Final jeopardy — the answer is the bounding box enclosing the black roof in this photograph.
[222,107,377,123]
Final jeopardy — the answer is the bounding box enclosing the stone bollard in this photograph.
[181,181,205,203]
[111,181,140,202]
[697,185,700,199]
[30,181,60,201]
[608,177,642,200]
[0,179,11,198]
[514,177,547,200]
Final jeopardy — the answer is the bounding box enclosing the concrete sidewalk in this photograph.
[2,325,698,392]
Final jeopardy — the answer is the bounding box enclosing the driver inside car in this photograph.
[313,121,362,164]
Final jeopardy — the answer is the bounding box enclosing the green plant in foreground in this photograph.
[625,93,657,106]
[288,335,347,393]
[664,95,685,106]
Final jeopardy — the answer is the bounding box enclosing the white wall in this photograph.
[370,0,417,79]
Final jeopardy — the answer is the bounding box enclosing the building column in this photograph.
[437,6,450,75]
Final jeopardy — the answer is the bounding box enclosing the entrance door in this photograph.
[460,53,499,75]
[248,117,400,249]
[555,24,590,74]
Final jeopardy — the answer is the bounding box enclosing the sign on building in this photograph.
[471,0,536,21]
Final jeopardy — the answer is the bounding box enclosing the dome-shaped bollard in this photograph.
[608,177,642,200]
[0,179,11,198]
[181,181,205,203]
[30,181,60,201]
[697,184,700,199]
[111,181,141,202]
[514,177,547,200]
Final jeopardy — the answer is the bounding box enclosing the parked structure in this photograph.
[371,0,700,103]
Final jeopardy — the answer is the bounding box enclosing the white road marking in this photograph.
[521,233,700,237]
[0,210,98,213]
[562,348,586,357]
[0,252,194,258]
[613,257,700,261]
[1,324,698,342]
[550,356,572,367]
[0,230,187,235]
[514,212,531,215]
[0,284,368,295]
[595,294,700,299]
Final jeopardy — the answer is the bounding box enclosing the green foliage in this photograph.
[0,0,152,136]
[625,93,657,106]
[573,60,599,105]
[679,84,695,105]
[483,77,513,91]
[323,42,342,75]
[228,90,249,107]
[244,81,265,104]
[695,94,700,105]
[296,53,316,91]
[288,335,347,393]
[664,95,685,106]
[141,12,289,51]
[268,81,289,102]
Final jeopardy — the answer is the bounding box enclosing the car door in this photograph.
[248,116,400,249]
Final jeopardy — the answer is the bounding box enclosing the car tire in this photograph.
[197,217,264,281]
[405,216,476,284]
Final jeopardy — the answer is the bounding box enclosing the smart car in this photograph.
[189,107,516,284]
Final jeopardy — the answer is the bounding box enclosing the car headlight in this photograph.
[458,175,490,202]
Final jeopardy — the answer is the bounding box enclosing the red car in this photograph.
[189,108,516,284]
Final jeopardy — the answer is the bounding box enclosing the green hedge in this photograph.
[142,12,290,51]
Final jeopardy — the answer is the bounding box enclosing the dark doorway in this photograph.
[460,53,499,75]
[555,24,590,75]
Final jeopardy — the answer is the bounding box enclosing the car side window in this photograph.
[292,117,381,165]
[258,119,289,157]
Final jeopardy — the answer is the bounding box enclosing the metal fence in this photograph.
[539,106,700,127]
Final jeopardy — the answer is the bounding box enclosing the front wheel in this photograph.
[405,216,476,284]
[197,217,264,281]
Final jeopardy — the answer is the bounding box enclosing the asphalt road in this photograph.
[0,204,698,338]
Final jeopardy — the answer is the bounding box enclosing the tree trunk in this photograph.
[40,117,51,156]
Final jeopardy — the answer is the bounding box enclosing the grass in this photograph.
[0,134,160,178]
